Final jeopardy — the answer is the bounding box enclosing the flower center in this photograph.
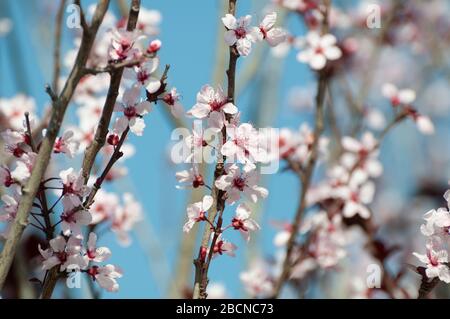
[233,177,246,191]
[124,106,137,119]
[210,99,225,112]
[232,218,248,231]
[234,27,247,39]
[137,71,149,84]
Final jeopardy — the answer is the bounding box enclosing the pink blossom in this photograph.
[114,86,152,136]
[60,197,92,237]
[88,264,122,292]
[212,234,237,257]
[54,130,79,158]
[0,166,14,187]
[86,232,112,262]
[221,123,266,163]
[297,32,342,70]
[38,235,86,271]
[111,193,143,246]
[187,85,238,131]
[255,12,287,47]
[108,29,141,62]
[231,203,260,241]
[59,168,90,205]
[183,195,213,233]
[176,166,205,189]
[162,88,184,119]
[0,95,36,130]
[413,241,450,283]
[215,163,268,205]
[382,83,416,107]
[222,14,258,56]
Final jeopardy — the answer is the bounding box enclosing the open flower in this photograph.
[232,203,260,241]
[332,170,375,219]
[222,14,258,56]
[87,264,122,292]
[382,83,416,107]
[60,168,90,205]
[215,163,268,205]
[38,235,86,271]
[176,166,205,189]
[114,86,152,136]
[413,241,450,283]
[255,12,287,47]
[340,132,383,179]
[420,208,450,237]
[111,193,143,246]
[162,87,184,119]
[221,123,266,163]
[297,31,342,70]
[187,85,238,131]
[108,29,141,62]
[183,195,213,233]
[128,58,161,93]
[54,130,79,158]
[60,197,92,237]
[86,232,112,262]
[212,234,237,257]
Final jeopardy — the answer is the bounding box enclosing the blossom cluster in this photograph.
[413,187,450,283]
[0,4,166,294]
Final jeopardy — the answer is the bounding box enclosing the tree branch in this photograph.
[192,0,238,300]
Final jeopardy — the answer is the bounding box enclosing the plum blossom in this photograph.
[0,188,21,238]
[297,32,342,70]
[183,195,213,233]
[1,128,30,158]
[215,163,268,205]
[413,241,450,283]
[147,39,162,54]
[87,264,122,292]
[86,232,112,262]
[231,203,260,241]
[212,234,237,257]
[187,85,238,131]
[38,235,86,271]
[240,261,274,297]
[108,29,141,62]
[340,132,383,179]
[53,130,79,158]
[221,123,266,163]
[60,197,92,237]
[176,166,204,189]
[11,153,36,184]
[60,168,90,205]
[420,208,450,237]
[111,193,143,246]
[333,170,375,219]
[114,86,152,136]
[382,83,416,107]
[162,88,184,119]
[255,12,287,47]
[89,190,119,224]
[222,14,258,56]
[0,95,36,130]
[127,58,161,93]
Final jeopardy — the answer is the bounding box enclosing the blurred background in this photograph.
[0,0,449,298]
